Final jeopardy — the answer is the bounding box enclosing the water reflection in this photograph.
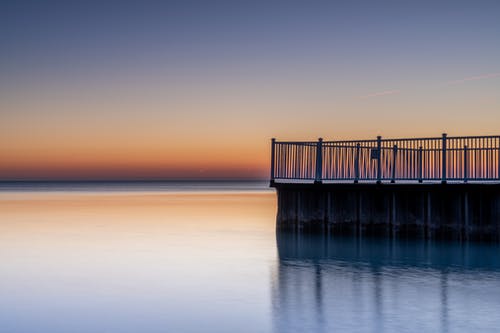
[273,232,500,333]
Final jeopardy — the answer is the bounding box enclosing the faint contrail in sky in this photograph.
[359,71,500,99]
[445,72,500,85]
[359,90,400,99]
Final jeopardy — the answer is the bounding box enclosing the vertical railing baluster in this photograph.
[285,144,288,178]
[418,146,423,183]
[377,136,382,183]
[280,143,284,179]
[278,143,282,179]
[488,137,491,179]
[433,139,437,180]
[442,133,447,184]
[315,138,323,183]
[464,145,468,183]
[277,143,281,179]
[498,137,500,180]
[391,144,398,183]
[285,144,289,178]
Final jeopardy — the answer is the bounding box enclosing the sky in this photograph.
[1,0,499,180]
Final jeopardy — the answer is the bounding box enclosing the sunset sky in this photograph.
[1,0,499,180]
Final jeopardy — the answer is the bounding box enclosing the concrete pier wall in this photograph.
[273,183,500,241]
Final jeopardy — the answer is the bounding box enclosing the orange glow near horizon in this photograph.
[3,86,499,180]
[2,65,499,180]
[0,142,270,179]
[0,143,270,180]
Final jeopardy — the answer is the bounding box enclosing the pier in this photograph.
[270,134,500,241]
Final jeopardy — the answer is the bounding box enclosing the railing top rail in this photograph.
[447,135,500,140]
[331,137,442,143]
[274,141,318,146]
[274,134,500,145]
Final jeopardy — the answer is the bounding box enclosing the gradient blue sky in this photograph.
[1,0,499,179]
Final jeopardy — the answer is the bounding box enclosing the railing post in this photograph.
[441,133,447,184]
[391,144,397,183]
[270,138,276,184]
[377,136,382,184]
[418,146,423,183]
[498,138,500,180]
[464,145,468,183]
[354,143,360,183]
[315,138,323,184]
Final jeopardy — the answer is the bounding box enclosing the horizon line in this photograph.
[0,178,269,183]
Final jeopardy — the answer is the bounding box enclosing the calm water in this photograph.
[1,182,500,333]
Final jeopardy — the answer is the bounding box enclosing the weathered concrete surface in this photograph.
[272,182,500,241]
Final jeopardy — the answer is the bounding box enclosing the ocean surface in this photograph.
[1,181,500,333]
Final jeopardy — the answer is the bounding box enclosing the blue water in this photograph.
[276,233,500,332]
[0,180,272,192]
[1,182,500,332]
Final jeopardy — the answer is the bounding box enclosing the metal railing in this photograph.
[270,134,500,183]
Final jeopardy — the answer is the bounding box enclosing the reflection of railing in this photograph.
[270,134,500,183]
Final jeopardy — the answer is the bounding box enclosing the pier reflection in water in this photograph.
[273,232,500,333]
